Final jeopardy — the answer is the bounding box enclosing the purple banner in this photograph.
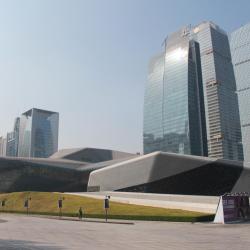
[222,195,250,223]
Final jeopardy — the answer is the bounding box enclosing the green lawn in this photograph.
[0,192,214,222]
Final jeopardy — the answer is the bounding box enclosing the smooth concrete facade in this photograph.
[88,151,250,196]
[0,148,136,193]
[1,147,250,196]
[70,191,219,213]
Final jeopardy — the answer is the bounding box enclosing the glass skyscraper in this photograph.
[18,108,59,158]
[0,137,7,156]
[191,22,243,161]
[144,27,208,156]
[6,117,20,157]
[6,132,16,157]
[231,23,250,162]
[144,21,243,161]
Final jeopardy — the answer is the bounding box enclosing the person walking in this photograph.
[78,207,83,220]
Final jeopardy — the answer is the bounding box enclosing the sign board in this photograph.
[214,194,250,224]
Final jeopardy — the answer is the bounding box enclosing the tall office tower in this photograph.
[191,21,243,161]
[18,108,59,158]
[143,27,208,156]
[0,137,7,156]
[6,132,15,156]
[13,117,20,156]
[6,117,20,157]
[0,137,3,156]
[231,23,250,162]
[144,21,243,161]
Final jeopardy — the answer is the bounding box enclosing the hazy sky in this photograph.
[0,0,249,153]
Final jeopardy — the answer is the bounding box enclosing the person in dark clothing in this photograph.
[79,207,83,220]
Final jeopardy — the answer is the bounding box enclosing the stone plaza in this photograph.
[0,214,250,250]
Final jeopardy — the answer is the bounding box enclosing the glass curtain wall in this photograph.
[231,23,250,162]
[144,28,207,156]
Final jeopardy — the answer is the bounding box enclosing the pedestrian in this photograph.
[79,207,83,220]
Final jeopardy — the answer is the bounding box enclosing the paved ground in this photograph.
[0,214,250,250]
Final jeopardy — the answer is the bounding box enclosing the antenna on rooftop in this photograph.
[161,36,168,51]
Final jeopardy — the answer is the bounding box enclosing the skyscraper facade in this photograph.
[0,137,7,157]
[191,21,243,161]
[6,117,20,157]
[18,108,59,158]
[231,23,250,162]
[6,132,16,156]
[143,27,207,156]
[144,21,243,161]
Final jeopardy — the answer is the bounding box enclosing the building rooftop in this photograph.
[22,108,59,116]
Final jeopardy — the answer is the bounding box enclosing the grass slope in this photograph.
[0,192,214,222]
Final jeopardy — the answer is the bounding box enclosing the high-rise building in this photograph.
[6,132,16,156]
[191,21,243,161]
[144,21,243,161]
[143,27,208,156]
[0,137,7,157]
[6,117,20,157]
[231,23,250,162]
[0,137,3,156]
[18,108,59,158]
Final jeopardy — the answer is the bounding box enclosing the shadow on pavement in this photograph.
[0,239,64,250]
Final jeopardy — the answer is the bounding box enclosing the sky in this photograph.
[0,0,249,154]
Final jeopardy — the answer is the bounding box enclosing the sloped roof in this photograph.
[50,147,135,163]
